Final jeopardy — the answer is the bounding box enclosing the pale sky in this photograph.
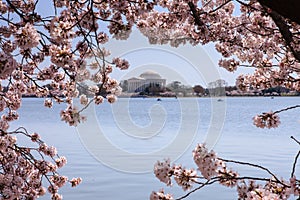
[106,30,254,87]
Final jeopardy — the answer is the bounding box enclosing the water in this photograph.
[11,97,300,199]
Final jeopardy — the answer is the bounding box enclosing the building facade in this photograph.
[127,71,166,92]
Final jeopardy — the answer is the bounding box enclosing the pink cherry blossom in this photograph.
[154,159,173,186]
[150,189,173,200]
[253,112,281,128]
[79,94,88,105]
[70,177,82,187]
[14,23,40,50]
[107,94,117,104]
[55,156,67,168]
[192,143,220,180]
[112,57,130,70]
[173,165,197,191]
[44,99,53,108]
[94,95,104,105]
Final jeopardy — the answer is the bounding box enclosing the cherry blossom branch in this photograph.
[152,143,299,199]
[6,0,25,19]
[188,2,204,26]
[218,158,285,185]
[0,1,134,197]
[0,127,81,199]
[266,8,300,62]
[175,179,213,200]
[253,105,300,129]
[207,0,232,14]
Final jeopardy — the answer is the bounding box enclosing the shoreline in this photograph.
[118,93,300,98]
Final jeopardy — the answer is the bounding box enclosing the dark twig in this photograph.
[266,8,300,63]
[290,136,300,178]
[291,150,300,178]
[291,136,300,145]
[219,158,283,185]
[175,180,215,200]
[273,105,300,114]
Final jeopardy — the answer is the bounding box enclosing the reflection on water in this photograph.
[10,97,300,200]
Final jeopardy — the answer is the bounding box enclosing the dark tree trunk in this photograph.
[258,0,300,24]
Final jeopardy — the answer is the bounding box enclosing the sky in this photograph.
[106,30,254,87]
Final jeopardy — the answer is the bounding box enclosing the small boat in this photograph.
[217,99,223,102]
[157,98,162,101]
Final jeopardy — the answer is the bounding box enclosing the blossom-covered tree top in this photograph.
[0,0,299,199]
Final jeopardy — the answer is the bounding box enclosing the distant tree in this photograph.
[193,85,205,96]
[167,81,182,90]
[225,86,238,92]
[120,80,128,92]
[208,79,227,96]
[215,79,228,88]
[167,81,194,97]
[262,86,294,96]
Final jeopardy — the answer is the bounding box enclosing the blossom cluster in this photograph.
[237,178,300,200]
[193,143,221,180]
[152,144,239,197]
[0,0,139,198]
[0,128,81,199]
[150,189,173,200]
[0,0,134,133]
[152,143,300,199]
[153,158,199,192]
[253,112,281,128]
[153,159,173,186]
[173,165,198,191]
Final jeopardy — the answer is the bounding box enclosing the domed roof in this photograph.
[139,70,162,79]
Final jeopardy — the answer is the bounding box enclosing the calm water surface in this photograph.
[11,97,300,200]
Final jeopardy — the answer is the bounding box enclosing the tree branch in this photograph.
[219,158,283,184]
[188,2,204,26]
[273,105,300,114]
[291,150,300,178]
[175,179,214,200]
[263,7,300,62]
[258,0,300,25]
